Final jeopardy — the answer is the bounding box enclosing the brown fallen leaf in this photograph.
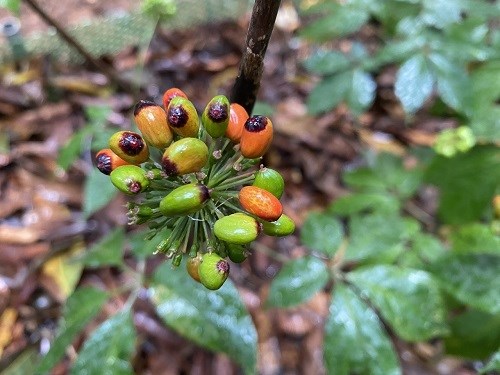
[0,225,44,244]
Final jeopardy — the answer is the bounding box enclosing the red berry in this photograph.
[239,185,282,221]
[240,115,273,159]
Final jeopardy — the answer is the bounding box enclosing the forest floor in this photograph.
[0,1,474,374]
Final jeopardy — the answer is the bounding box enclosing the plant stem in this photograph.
[230,0,282,114]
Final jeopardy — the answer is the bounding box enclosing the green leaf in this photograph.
[430,253,500,314]
[425,146,500,224]
[345,213,418,263]
[329,192,400,216]
[348,265,448,341]
[266,256,329,308]
[445,309,500,359]
[324,283,401,375]
[129,229,170,259]
[429,53,472,115]
[307,71,350,115]
[37,287,108,373]
[421,0,463,28]
[451,223,500,254]
[57,128,89,170]
[0,0,20,14]
[301,212,344,257]
[83,168,118,218]
[480,350,500,374]
[80,228,124,268]
[304,50,350,75]
[151,264,257,374]
[71,310,136,375]
[395,55,435,113]
[300,4,370,41]
[346,69,376,114]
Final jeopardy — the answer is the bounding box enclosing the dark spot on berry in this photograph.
[244,115,267,133]
[161,157,178,176]
[198,184,211,202]
[96,152,112,175]
[216,259,230,274]
[134,100,156,117]
[119,132,144,156]
[128,181,142,194]
[208,103,228,123]
[168,105,188,128]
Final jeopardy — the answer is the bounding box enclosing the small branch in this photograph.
[22,0,135,94]
[230,0,282,114]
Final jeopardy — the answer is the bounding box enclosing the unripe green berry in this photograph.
[214,213,260,245]
[161,138,208,176]
[202,95,230,138]
[253,167,285,199]
[261,214,295,237]
[159,183,210,216]
[226,243,248,263]
[198,253,230,290]
[110,165,150,195]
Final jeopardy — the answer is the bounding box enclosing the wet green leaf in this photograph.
[301,212,343,257]
[37,287,108,373]
[346,69,376,114]
[479,350,500,374]
[0,0,20,14]
[421,0,463,28]
[57,129,89,170]
[266,256,329,308]
[329,192,400,216]
[71,311,136,375]
[451,223,500,254]
[83,168,118,218]
[430,253,500,314]
[151,264,257,374]
[304,50,350,75]
[307,71,350,115]
[348,265,448,341]
[395,54,434,113]
[324,283,401,375]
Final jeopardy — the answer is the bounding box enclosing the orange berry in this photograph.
[95,148,129,175]
[134,100,173,149]
[239,185,282,221]
[240,115,273,159]
[166,97,200,138]
[162,87,188,111]
[225,103,249,143]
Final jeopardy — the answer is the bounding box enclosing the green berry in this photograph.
[161,137,208,176]
[226,243,248,263]
[198,253,230,290]
[253,167,285,198]
[110,165,150,195]
[261,214,295,237]
[159,183,210,216]
[214,213,260,245]
[202,95,230,138]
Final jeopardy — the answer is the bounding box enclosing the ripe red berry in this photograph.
[162,87,188,111]
[95,148,129,175]
[239,185,282,221]
[240,115,273,159]
[225,103,249,143]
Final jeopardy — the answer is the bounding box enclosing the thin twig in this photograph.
[230,0,282,114]
[22,0,135,94]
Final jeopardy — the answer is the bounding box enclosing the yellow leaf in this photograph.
[0,308,18,357]
[41,241,85,302]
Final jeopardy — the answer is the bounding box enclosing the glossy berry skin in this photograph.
[161,137,208,176]
[225,103,249,143]
[162,87,188,111]
[95,148,129,175]
[239,185,282,221]
[134,100,173,149]
[109,131,150,164]
[261,214,295,237]
[159,183,210,216]
[166,97,200,138]
[186,254,202,282]
[110,165,150,195]
[202,95,230,138]
[240,115,273,159]
[214,213,260,245]
[253,167,285,199]
[198,253,230,290]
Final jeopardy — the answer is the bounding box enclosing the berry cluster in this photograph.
[95,88,295,290]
